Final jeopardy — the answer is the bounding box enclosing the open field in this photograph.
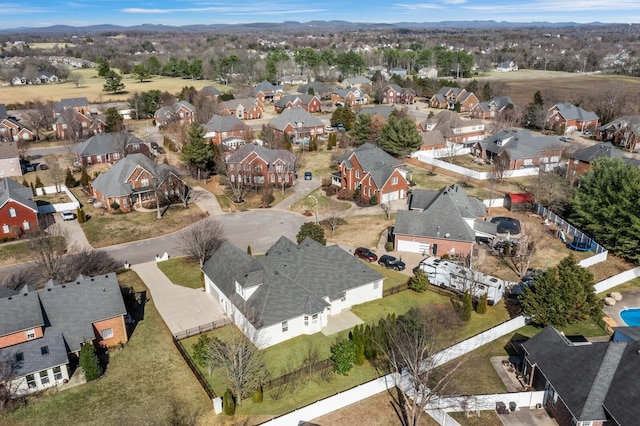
[0,270,215,426]
[1,68,230,105]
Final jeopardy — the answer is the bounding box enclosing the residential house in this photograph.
[0,104,8,119]
[474,129,564,171]
[219,98,263,120]
[393,184,496,256]
[74,132,149,166]
[268,107,325,140]
[596,115,640,152]
[0,177,39,237]
[297,82,333,99]
[341,76,372,90]
[336,143,410,202]
[274,94,322,113]
[520,326,640,426]
[419,131,447,152]
[154,101,196,127]
[249,81,284,103]
[356,105,395,121]
[566,142,640,180]
[225,144,297,188]
[31,71,59,84]
[496,61,518,72]
[200,86,221,97]
[0,143,22,178]
[91,153,188,212]
[279,75,308,85]
[546,103,599,135]
[53,97,90,116]
[203,114,251,145]
[11,76,26,86]
[470,96,514,120]
[0,118,35,141]
[202,236,384,348]
[331,88,370,107]
[429,87,479,112]
[419,110,485,147]
[390,68,407,77]
[418,67,438,79]
[382,84,415,104]
[0,274,127,395]
[52,111,105,141]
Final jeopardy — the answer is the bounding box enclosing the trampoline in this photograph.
[569,235,595,252]
[490,217,521,235]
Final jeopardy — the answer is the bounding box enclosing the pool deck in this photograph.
[603,290,640,327]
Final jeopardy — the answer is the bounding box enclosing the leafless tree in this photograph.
[378,304,464,426]
[180,217,226,267]
[16,139,32,159]
[493,107,522,132]
[275,159,296,196]
[0,352,21,412]
[0,266,32,291]
[193,91,218,124]
[489,152,510,183]
[525,168,574,214]
[59,108,82,145]
[260,185,273,208]
[21,100,53,141]
[68,72,84,89]
[580,83,633,125]
[27,224,70,282]
[321,200,347,235]
[45,154,65,192]
[62,248,123,282]
[501,223,545,278]
[226,164,252,204]
[444,141,461,164]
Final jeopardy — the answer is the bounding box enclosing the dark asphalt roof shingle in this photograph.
[0,332,68,377]
[0,177,38,212]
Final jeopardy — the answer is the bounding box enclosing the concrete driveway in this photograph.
[54,213,92,252]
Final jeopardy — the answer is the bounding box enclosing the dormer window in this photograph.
[26,329,36,340]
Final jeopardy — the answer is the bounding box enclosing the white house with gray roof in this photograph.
[203,114,251,144]
[202,237,384,348]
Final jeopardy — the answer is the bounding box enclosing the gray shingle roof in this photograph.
[0,140,19,160]
[341,143,404,188]
[0,104,7,118]
[275,94,318,109]
[75,132,144,157]
[478,129,562,160]
[0,177,37,212]
[249,81,283,97]
[0,332,68,377]
[202,237,383,328]
[268,107,324,132]
[54,97,89,114]
[343,76,371,85]
[225,144,296,172]
[423,110,484,138]
[549,102,598,122]
[201,86,221,96]
[570,142,627,163]
[38,274,127,352]
[297,82,332,95]
[476,96,513,112]
[221,97,259,111]
[0,290,43,337]
[597,115,640,135]
[356,105,394,120]
[204,114,250,133]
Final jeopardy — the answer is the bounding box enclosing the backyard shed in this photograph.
[504,193,534,212]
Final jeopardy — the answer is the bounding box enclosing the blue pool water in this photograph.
[620,308,640,326]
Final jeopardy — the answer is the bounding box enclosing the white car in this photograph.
[60,210,76,221]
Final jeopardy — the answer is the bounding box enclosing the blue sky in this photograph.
[6,1,640,29]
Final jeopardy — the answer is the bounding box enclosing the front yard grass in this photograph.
[0,236,66,267]
[73,188,205,247]
[157,256,203,289]
[198,175,289,212]
[326,213,394,248]
[0,270,214,426]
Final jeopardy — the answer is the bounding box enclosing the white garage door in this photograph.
[396,240,430,254]
[381,191,399,203]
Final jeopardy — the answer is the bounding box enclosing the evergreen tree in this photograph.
[330,106,356,130]
[131,64,151,82]
[104,107,124,133]
[461,292,472,321]
[296,222,326,245]
[476,293,488,314]
[95,56,111,77]
[181,122,214,173]
[352,113,373,146]
[103,70,125,94]
[79,343,102,381]
[330,339,356,375]
[379,115,422,156]
[223,388,236,415]
[80,168,91,187]
[64,168,77,188]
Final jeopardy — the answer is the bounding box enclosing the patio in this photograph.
[603,289,640,326]
[321,309,364,336]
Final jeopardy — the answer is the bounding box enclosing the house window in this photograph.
[53,366,62,381]
[282,321,288,332]
[276,164,283,172]
[356,170,360,179]
[39,370,50,386]
[113,153,119,160]
[8,207,16,217]
[304,315,309,326]
[141,177,149,187]
[312,314,318,324]
[26,329,36,340]
[101,328,114,339]
[2,224,9,234]
[41,346,49,355]
[392,177,398,185]
[26,374,36,388]
[23,221,30,230]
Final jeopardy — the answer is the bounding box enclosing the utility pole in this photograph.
[308,195,319,224]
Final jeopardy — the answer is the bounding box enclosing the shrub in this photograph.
[34,175,44,188]
[252,386,263,403]
[79,343,102,381]
[330,339,356,375]
[80,168,90,187]
[369,194,378,205]
[385,241,394,252]
[110,201,120,211]
[408,270,429,293]
[461,292,472,321]
[65,168,77,188]
[337,188,353,200]
[476,293,488,314]
[223,388,236,415]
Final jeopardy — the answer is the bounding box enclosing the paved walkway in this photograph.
[321,309,363,336]
[273,175,321,210]
[190,185,225,216]
[131,261,225,336]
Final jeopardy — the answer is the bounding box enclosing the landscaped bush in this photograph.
[476,293,488,314]
[369,194,378,205]
[223,388,236,415]
[252,386,263,403]
[110,201,120,211]
[330,339,356,375]
[337,188,353,200]
[461,292,473,321]
[79,342,103,381]
[408,270,429,293]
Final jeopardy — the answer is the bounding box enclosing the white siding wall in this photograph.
[257,312,325,349]
[330,281,383,315]
[13,363,69,396]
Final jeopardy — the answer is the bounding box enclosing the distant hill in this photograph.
[0,20,611,35]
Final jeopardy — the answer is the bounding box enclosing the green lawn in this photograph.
[0,270,215,426]
[157,256,203,289]
[0,236,66,266]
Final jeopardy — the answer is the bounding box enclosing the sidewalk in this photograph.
[131,261,226,336]
[190,185,225,216]
[273,176,321,210]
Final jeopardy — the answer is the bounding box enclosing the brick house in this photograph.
[154,101,196,127]
[91,153,188,212]
[336,143,410,203]
[393,184,496,256]
[297,82,334,99]
[331,88,370,107]
[469,96,514,120]
[566,142,640,181]
[225,144,297,188]
[203,114,251,145]
[0,274,127,395]
[268,107,325,139]
[429,87,479,112]
[74,132,149,166]
[474,129,564,171]
[219,98,264,120]
[0,177,39,238]
[52,111,105,141]
[520,326,640,426]
[249,81,284,103]
[53,97,90,116]
[419,110,485,147]
[382,84,415,104]
[274,94,322,113]
[0,142,22,178]
[596,115,640,152]
[546,103,599,134]
[0,118,35,142]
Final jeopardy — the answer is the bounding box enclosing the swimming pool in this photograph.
[620,308,640,326]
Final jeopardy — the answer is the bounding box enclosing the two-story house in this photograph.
[429,87,479,112]
[268,107,325,140]
[419,110,485,147]
[382,84,415,104]
[0,177,39,238]
[0,274,127,395]
[219,98,264,120]
[336,143,410,203]
[341,76,372,90]
[469,96,514,120]
[203,114,251,145]
[74,132,149,166]
[90,153,188,213]
[0,118,35,142]
[225,144,297,188]
[331,88,370,107]
[249,81,284,103]
[153,101,196,127]
[546,103,599,135]
[566,142,640,181]
[53,97,90,117]
[596,115,640,152]
[52,111,106,141]
[274,94,322,113]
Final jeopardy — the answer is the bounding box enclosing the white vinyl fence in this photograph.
[35,185,81,213]
[414,154,541,180]
[427,391,545,413]
[595,267,640,294]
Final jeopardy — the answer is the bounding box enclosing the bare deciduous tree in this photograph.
[45,154,65,192]
[28,225,70,282]
[62,248,122,282]
[180,218,226,267]
[500,223,545,278]
[0,352,21,412]
[21,100,53,142]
